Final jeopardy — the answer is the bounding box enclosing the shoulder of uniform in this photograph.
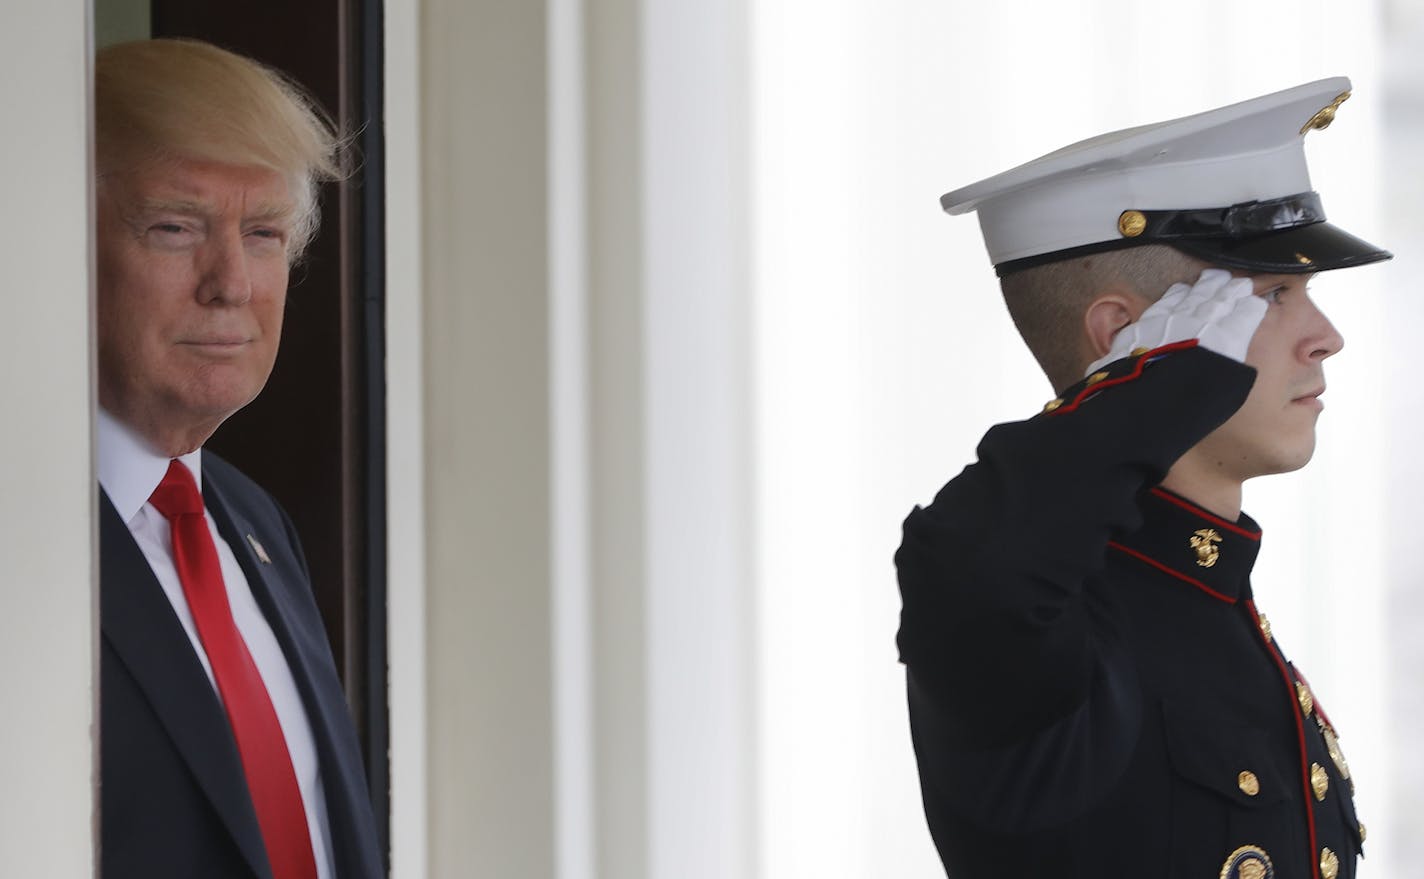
[1041,339,1201,416]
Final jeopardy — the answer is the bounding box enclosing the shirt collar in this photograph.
[1110,486,1262,604]
[96,408,204,524]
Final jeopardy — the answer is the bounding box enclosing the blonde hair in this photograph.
[999,245,1208,392]
[94,39,345,260]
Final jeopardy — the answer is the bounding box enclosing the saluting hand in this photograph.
[1087,268,1266,375]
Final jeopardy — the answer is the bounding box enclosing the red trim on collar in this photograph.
[1106,540,1238,604]
[1248,599,1322,878]
[1047,339,1200,417]
[1148,488,1262,540]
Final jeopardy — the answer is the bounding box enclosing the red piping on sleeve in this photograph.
[1047,339,1200,417]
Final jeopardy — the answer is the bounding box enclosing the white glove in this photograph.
[1086,268,1266,376]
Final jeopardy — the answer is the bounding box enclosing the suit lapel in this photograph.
[203,463,385,878]
[99,490,273,879]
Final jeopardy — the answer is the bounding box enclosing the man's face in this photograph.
[96,158,296,454]
[1193,272,1343,480]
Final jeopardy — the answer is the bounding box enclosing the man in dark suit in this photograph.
[896,80,1388,878]
[94,39,383,878]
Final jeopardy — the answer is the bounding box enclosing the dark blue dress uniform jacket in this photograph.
[895,342,1364,879]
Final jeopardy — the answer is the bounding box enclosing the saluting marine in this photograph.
[895,79,1389,879]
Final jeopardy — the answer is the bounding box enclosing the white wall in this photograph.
[390,1,757,876]
[0,1,96,875]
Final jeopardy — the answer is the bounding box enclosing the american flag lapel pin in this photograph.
[246,534,273,565]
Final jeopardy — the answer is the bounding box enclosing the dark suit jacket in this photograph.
[100,451,384,879]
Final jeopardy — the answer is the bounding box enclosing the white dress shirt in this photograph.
[98,409,335,878]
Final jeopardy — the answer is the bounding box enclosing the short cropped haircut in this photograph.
[999,245,1209,392]
[94,39,345,261]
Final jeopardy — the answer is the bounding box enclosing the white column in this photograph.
[398,2,758,874]
[641,0,757,876]
[419,1,558,875]
[382,0,428,875]
[583,0,652,870]
[584,1,758,876]
[0,2,95,876]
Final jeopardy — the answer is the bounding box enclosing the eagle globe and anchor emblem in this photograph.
[1190,528,1223,568]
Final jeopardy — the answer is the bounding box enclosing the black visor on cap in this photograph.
[995,191,1392,276]
[1170,220,1392,274]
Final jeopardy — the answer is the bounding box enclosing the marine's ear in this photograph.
[1082,288,1149,362]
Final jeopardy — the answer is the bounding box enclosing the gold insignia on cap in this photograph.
[1258,612,1272,640]
[1043,398,1064,413]
[1301,91,1352,136]
[1311,763,1329,801]
[1319,847,1339,879]
[1237,770,1260,796]
[1219,845,1274,879]
[246,534,273,565]
[1118,209,1148,238]
[1190,528,1222,568]
[1323,727,1351,779]
[1295,252,1313,265]
[1296,681,1314,716]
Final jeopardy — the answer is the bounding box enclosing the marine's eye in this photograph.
[1261,285,1288,305]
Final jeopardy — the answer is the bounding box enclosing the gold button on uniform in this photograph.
[1323,727,1351,779]
[1311,763,1329,801]
[1359,821,1367,843]
[1237,770,1260,796]
[1118,209,1147,237]
[1258,612,1272,641]
[1130,346,1150,357]
[1239,861,1268,879]
[1043,398,1064,413]
[1086,371,1109,385]
[1220,846,1273,879]
[1320,846,1339,879]
[1296,681,1314,716]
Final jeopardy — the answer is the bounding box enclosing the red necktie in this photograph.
[149,460,318,879]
